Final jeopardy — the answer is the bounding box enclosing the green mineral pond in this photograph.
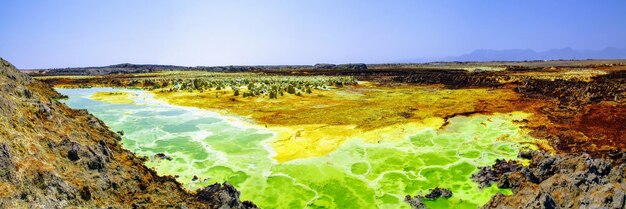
[58,87,535,209]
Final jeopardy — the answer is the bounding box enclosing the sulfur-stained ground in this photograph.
[151,82,553,162]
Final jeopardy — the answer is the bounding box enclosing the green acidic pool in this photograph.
[58,88,534,209]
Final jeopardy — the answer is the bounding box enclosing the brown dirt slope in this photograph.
[0,58,257,208]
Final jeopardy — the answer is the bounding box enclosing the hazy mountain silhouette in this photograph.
[421,47,626,62]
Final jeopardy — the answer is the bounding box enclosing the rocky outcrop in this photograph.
[423,187,453,199]
[0,144,16,183]
[392,70,502,88]
[515,71,626,105]
[404,195,426,209]
[471,159,523,189]
[477,151,626,209]
[0,58,256,208]
[197,183,257,208]
[404,187,454,209]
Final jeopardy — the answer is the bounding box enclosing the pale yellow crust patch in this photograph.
[91,91,134,104]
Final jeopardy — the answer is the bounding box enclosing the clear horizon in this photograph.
[2,0,626,69]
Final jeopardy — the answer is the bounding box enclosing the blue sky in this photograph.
[1,0,625,68]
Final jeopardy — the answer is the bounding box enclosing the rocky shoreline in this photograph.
[0,58,257,208]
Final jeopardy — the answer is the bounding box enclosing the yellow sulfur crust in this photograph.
[91,91,134,104]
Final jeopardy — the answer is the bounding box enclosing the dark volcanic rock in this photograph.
[404,195,425,209]
[0,143,16,182]
[155,153,173,161]
[472,159,523,189]
[424,187,453,199]
[479,151,626,209]
[496,171,526,189]
[67,142,81,161]
[405,187,453,209]
[86,146,107,171]
[197,183,258,209]
[80,186,92,200]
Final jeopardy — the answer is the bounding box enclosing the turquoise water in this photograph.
[58,87,531,209]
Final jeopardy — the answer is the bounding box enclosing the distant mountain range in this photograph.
[412,47,626,62]
[21,47,626,73]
